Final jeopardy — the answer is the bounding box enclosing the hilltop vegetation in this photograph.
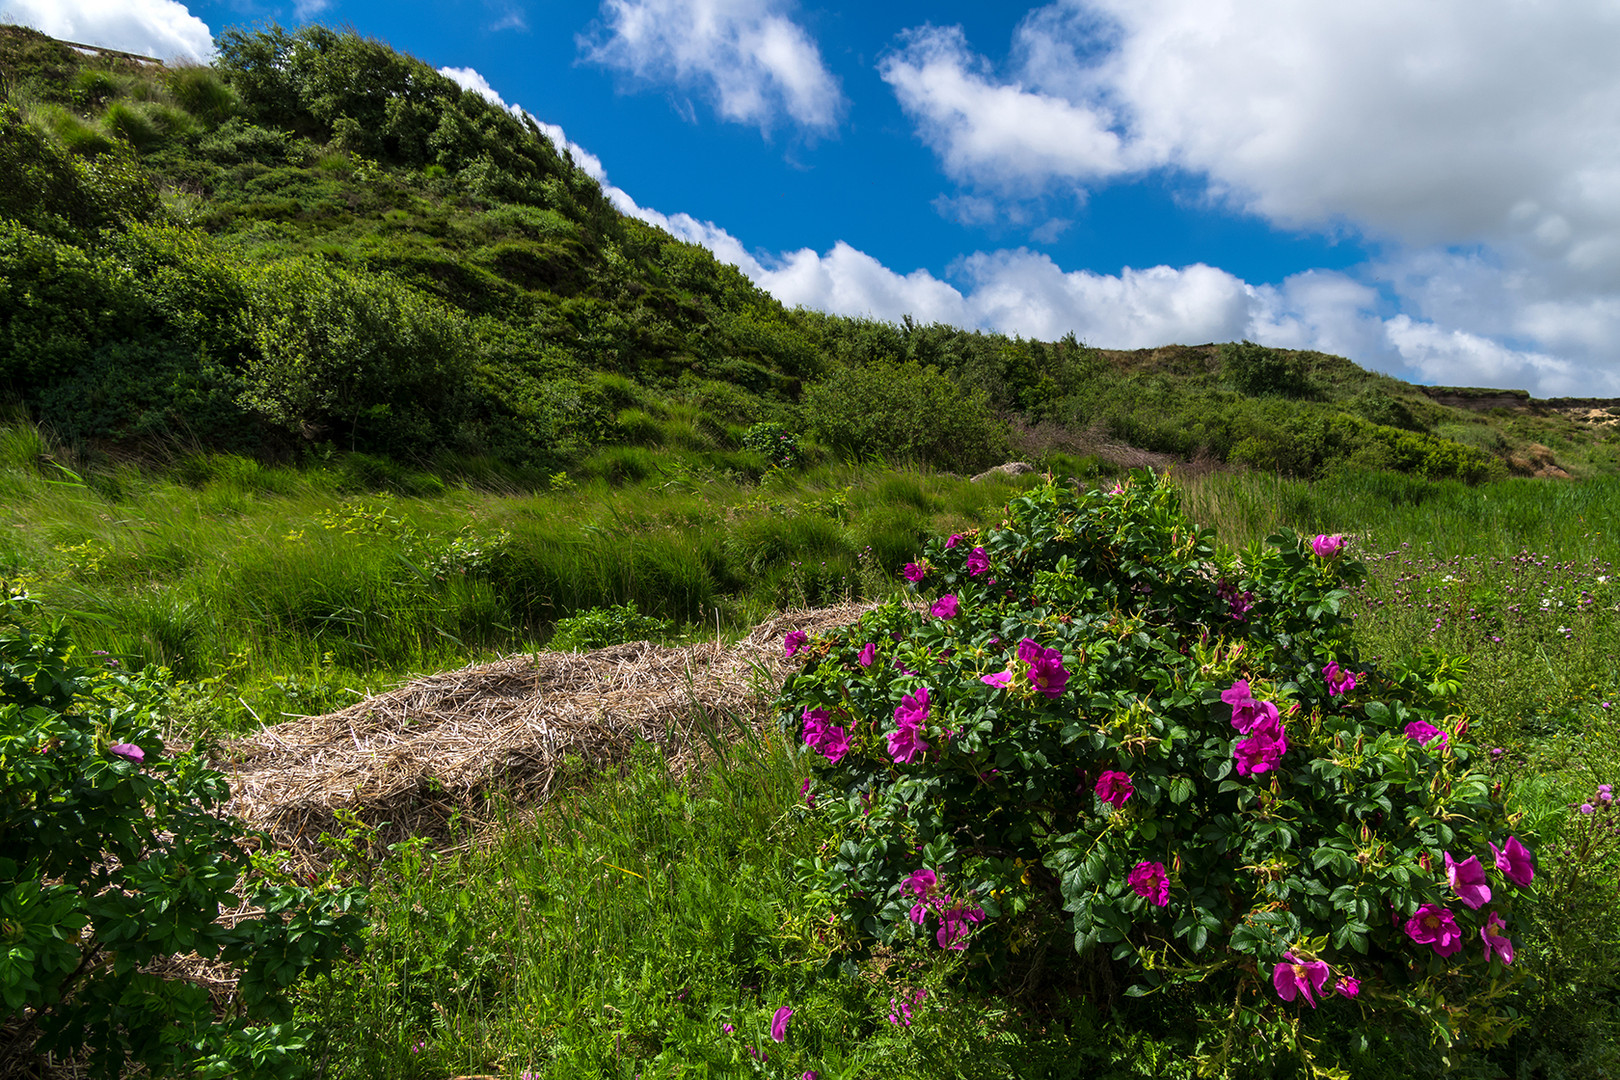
[4,22,1618,487]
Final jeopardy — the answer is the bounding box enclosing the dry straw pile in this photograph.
[220,603,874,869]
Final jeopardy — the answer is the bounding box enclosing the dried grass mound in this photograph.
[221,602,875,868]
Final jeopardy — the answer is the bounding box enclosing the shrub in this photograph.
[742,421,802,470]
[549,601,677,651]
[1223,340,1318,399]
[779,473,1528,1074]
[803,361,1011,474]
[0,585,368,1076]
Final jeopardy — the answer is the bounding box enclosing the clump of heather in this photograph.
[779,473,1527,1075]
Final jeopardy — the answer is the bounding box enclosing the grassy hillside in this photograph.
[4,23,1618,488]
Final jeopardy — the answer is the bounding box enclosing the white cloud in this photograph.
[292,0,332,20]
[3,0,213,62]
[579,0,843,133]
[879,25,1128,190]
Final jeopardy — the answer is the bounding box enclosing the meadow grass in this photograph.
[7,425,1620,1075]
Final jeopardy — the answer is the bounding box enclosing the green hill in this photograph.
[3,22,1617,483]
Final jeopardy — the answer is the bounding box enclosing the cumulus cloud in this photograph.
[579,0,844,133]
[879,25,1128,190]
[3,0,213,62]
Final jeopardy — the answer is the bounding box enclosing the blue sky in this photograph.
[15,0,1620,397]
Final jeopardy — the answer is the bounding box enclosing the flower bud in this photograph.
[1418,852,1431,872]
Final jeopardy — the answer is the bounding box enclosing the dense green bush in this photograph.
[781,473,1529,1073]
[0,586,368,1077]
[1223,341,1319,399]
[804,361,1011,474]
[241,259,475,453]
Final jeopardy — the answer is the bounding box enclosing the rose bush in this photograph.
[780,472,1529,1072]
[0,585,367,1078]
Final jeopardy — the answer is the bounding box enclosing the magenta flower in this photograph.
[934,900,985,950]
[966,547,990,575]
[903,562,926,583]
[1335,976,1360,998]
[721,1023,734,1034]
[108,743,145,763]
[1311,534,1346,558]
[895,685,931,723]
[1444,852,1492,909]
[930,594,959,619]
[1272,953,1332,1007]
[1323,661,1356,697]
[1405,904,1464,957]
[1017,638,1069,698]
[770,1006,793,1043]
[1481,911,1514,965]
[858,642,876,668]
[800,778,815,808]
[1233,723,1288,776]
[945,534,961,549]
[1127,861,1169,906]
[1490,835,1535,887]
[979,670,1011,689]
[801,707,850,764]
[887,721,929,764]
[1094,770,1134,807]
[1404,720,1448,749]
[784,631,808,658]
[1222,680,1278,733]
[903,868,938,898]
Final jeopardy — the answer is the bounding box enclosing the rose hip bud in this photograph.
[1455,718,1470,738]
[1418,852,1432,872]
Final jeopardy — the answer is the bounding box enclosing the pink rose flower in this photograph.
[1272,953,1332,1007]
[1444,852,1492,910]
[1094,770,1134,807]
[1127,861,1169,906]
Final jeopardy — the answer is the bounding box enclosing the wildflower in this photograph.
[770,1006,793,1043]
[931,594,959,619]
[1481,911,1514,964]
[966,547,990,575]
[1581,802,1595,814]
[935,899,985,949]
[858,642,876,668]
[108,743,145,763]
[1094,770,1134,807]
[1404,720,1448,749]
[800,778,815,808]
[979,671,1011,689]
[784,631,808,658]
[946,534,961,549]
[1490,747,1505,758]
[1017,638,1069,698]
[1272,953,1331,1007]
[903,562,926,583]
[1444,852,1492,909]
[1405,903,1464,957]
[1323,661,1356,697]
[1601,784,1613,804]
[721,1023,734,1034]
[1335,976,1361,998]
[1311,534,1346,558]
[888,687,931,764]
[1233,723,1288,775]
[1127,861,1169,906]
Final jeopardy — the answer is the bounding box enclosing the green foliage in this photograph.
[0,585,368,1077]
[804,360,1012,473]
[742,420,802,469]
[0,104,155,238]
[241,258,475,452]
[781,473,1527,1073]
[548,600,678,651]
[1223,340,1319,399]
